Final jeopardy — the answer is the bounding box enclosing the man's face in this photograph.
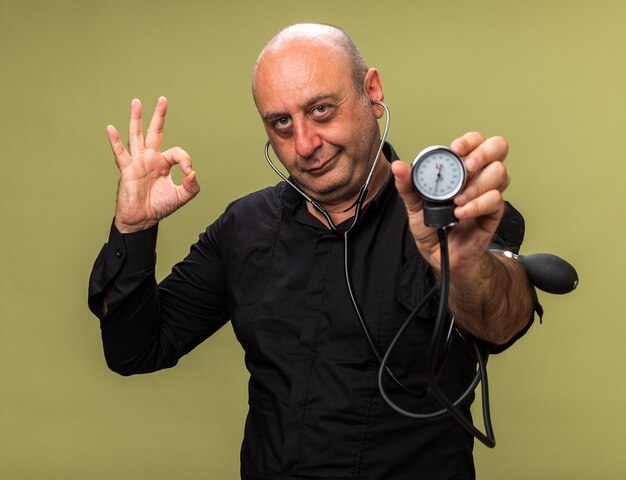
[253,39,381,206]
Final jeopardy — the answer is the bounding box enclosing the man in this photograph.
[89,23,536,479]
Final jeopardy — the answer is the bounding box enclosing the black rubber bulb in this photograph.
[516,253,579,294]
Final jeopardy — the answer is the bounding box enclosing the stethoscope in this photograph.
[263,100,579,448]
[264,101,426,398]
[263,100,390,234]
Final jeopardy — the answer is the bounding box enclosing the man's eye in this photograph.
[311,104,333,119]
[273,117,291,130]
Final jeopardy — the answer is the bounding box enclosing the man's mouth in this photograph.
[306,152,339,176]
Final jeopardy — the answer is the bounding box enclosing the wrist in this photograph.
[114,217,158,234]
[446,251,495,289]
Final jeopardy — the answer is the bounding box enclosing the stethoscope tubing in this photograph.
[262,101,495,446]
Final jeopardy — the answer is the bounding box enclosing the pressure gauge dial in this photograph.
[411,146,466,202]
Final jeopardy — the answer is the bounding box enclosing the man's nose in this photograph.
[293,120,322,159]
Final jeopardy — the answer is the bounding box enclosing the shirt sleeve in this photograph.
[88,221,158,320]
[88,220,229,375]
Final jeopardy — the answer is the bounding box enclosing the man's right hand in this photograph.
[107,97,200,233]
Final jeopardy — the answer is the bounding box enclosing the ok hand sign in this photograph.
[107,97,200,233]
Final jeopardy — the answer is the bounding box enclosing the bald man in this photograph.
[89,23,536,479]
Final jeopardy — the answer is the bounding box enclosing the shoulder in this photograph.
[225,182,284,213]
[222,183,286,218]
[205,183,288,247]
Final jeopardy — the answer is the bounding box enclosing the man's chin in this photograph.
[301,178,363,206]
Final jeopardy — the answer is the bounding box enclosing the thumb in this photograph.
[391,160,423,215]
[179,170,201,202]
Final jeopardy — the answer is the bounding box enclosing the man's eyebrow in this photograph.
[303,93,339,109]
[262,94,340,122]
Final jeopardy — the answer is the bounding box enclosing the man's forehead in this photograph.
[254,39,352,103]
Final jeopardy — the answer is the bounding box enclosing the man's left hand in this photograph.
[391,131,510,281]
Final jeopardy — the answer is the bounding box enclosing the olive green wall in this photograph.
[0,0,622,478]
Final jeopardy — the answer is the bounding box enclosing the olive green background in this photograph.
[0,0,622,478]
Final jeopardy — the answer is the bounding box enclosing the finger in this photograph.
[106,125,132,169]
[162,147,193,174]
[450,131,485,158]
[128,98,144,155]
[179,170,201,201]
[454,189,505,225]
[391,160,423,215]
[458,135,509,175]
[145,96,168,151]
[455,161,508,206]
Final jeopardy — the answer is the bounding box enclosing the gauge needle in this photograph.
[433,165,442,193]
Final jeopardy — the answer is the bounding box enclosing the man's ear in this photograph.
[363,68,384,118]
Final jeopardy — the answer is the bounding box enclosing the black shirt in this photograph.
[88,145,531,479]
